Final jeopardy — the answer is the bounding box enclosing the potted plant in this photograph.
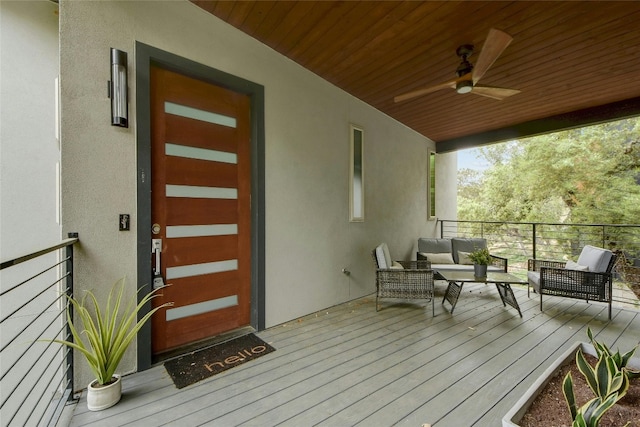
[51,277,171,411]
[468,247,492,277]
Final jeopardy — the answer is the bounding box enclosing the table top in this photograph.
[435,269,528,285]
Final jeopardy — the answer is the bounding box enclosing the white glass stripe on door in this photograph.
[165,102,237,128]
[166,295,238,321]
[166,259,238,280]
[166,184,237,199]
[166,224,238,238]
[166,143,237,164]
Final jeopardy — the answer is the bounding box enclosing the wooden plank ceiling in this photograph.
[191,1,640,150]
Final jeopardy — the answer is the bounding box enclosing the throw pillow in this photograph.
[390,261,404,270]
[420,252,454,264]
[458,251,473,265]
[565,260,589,271]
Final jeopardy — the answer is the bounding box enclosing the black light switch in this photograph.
[119,214,130,231]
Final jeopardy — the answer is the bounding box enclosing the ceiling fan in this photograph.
[394,28,520,103]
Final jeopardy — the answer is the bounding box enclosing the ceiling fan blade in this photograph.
[472,28,513,84]
[394,80,455,103]
[472,85,520,100]
[394,73,472,103]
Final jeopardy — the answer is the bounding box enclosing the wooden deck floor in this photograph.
[63,283,640,427]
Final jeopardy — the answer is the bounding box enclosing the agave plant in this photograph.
[53,277,172,385]
[562,327,639,427]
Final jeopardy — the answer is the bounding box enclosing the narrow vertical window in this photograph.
[350,125,364,222]
[428,151,436,219]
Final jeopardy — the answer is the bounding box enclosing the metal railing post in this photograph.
[65,232,78,398]
[532,223,537,259]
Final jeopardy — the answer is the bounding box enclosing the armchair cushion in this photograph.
[375,243,392,269]
[527,271,541,291]
[451,238,487,264]
[576,245,613,273]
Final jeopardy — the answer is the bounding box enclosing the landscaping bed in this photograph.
[519,353,640,427]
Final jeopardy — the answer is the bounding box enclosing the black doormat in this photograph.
[164,333,275,389]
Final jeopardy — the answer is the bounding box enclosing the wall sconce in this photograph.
[109,48,128,127]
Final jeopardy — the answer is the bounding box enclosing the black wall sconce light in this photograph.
[109,48,128,128]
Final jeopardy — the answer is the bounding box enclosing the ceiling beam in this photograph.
[437,97,640,153]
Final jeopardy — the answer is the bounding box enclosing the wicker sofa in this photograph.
[416,237,507,273]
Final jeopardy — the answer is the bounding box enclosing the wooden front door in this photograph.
[149,66,251,354]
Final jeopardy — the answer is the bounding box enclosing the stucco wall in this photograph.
[436,152,459,227]
[59,0,435,386]
[0,1,63,421]
[0,0,60,259]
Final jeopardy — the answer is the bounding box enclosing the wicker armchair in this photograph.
[527,245,617,319]
[372,244,434,314]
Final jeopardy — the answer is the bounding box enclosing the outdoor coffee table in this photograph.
[435,270,526,317]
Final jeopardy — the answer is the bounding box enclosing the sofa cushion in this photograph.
[576,245,613,273]
[375,243,392,269]
[451,238,487,264]
[417,238,452,255]
[420,252,454,264]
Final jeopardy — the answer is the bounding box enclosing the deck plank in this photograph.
[66,284,640,427]
[249,297,513,426]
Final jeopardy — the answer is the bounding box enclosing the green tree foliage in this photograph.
[458,117,640,225]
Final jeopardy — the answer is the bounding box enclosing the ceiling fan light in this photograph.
[456,80,474,94]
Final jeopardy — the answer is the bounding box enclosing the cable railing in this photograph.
[437,220,640,307]
[0,234,79,427]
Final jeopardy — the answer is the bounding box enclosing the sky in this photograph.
[457,147,489,172]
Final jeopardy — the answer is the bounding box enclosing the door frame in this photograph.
[135,42,265,371]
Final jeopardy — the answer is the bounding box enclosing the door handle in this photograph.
[152,239,165,289]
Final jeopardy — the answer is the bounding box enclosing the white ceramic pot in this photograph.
[87,374,121,411]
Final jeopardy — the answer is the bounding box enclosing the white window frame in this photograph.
[428,150,436,220]
[349,124,364,222]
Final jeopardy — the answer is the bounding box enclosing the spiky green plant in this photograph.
[468,247,492,265]
[562,327,638,427]
[562,381,621,427]
[585,328,640,380]
[52,278,172,385]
